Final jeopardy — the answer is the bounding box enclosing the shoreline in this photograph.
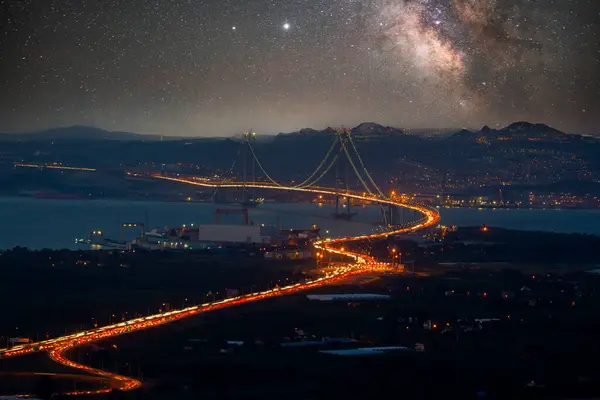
[2,194,600,211]
[0,194,316,206]
[439,205,600,211]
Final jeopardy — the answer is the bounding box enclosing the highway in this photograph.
[0,175,440,395]
[0,264,384,394]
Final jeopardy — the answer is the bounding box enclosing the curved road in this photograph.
[0,176,440,395]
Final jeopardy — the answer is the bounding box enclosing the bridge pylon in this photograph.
[241,130,259,207]
[381,204,401,227]
[332,127,357,221]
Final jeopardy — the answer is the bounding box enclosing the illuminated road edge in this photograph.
[0,176,440,395]
[1,265,378,395]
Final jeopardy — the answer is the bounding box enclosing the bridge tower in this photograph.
[381,204,401,227]
[241,130,258,207]
[332,128,357,220]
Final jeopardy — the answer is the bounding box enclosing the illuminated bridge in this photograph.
[0,128,440,396]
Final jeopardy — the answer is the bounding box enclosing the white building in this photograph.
[197,224,269,244]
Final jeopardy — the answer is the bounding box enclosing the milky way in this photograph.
[0,0,598,135]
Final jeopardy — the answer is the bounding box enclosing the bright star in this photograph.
[232,26,236,30]
[283,22,290,30]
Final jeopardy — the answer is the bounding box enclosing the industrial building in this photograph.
[135,224,271,250]
[196,224,268,244]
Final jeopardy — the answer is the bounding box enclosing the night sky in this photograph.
[1,0,599,136]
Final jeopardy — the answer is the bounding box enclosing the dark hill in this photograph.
[0,126,181,141]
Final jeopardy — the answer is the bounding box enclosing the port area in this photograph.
[76,225,321,262]
[75,207,323,257]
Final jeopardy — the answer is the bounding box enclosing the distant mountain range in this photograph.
[1,120,599,198]
[278,122,462,138]
[0,121,594,142]
[280,121,599,143]
[0,126,178,141]
[451,122,569,140]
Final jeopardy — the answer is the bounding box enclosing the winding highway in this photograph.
[0,175,440,396]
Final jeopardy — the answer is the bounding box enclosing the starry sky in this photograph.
[1,0,599,136]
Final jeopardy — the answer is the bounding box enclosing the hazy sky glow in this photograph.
[1,0,599,136]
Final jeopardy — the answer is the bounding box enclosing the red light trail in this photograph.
[0,175,440,395]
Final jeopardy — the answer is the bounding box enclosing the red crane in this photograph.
[215,208,249,225]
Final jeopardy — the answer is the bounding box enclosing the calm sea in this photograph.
[1,197,599,250]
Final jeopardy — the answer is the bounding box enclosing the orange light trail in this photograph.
[0,174,439,395]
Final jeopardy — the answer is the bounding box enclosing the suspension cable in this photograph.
[246,132,387,225]
[245,137,284,186]
[213,144,243,195]
[297,150,340,188]
[341,135,389,225]
[340,137,374,195]
[243,131,392,226]
[290,137,339,188]
[245,134,341,188]
[347,135,385,197]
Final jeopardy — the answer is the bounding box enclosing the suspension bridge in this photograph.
[0,128,440,396]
